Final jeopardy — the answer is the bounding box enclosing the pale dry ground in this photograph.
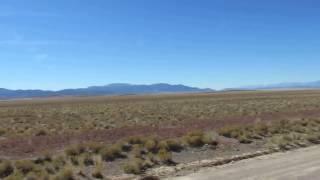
[168,145,320,180]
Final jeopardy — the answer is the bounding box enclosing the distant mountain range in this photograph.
[236,80,320,90]
[2,80,320,100]
[0,83,213,100]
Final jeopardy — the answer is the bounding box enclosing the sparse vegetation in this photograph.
[15,160,36,175]
[54,168,74,180]
[123,158,144,174]
[0,161,14,178]
[92,164,104,179]
[1,91,320,177]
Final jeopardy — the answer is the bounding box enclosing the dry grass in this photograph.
[1,90,320,138]
[0,161,14,178]
[1,90,320,177]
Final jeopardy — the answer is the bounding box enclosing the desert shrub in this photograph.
[82,153,94,166]
[100,145,125,161]
[238,135,253,144]
[291,124,306,133]
[184,131,218,147]
[34,153,52,165]
[145,152,158,166]
[92,170,104,179]
[202,133,219,146]
[166,139,184,152]
[123,158,144,175]
[69,156,79,166]
[157,140,168,150]
[52,156,67,171]
[54,168,75,180]
[268,120,290,135]
[299,119,309,127]
[142,158,155,168]
[268,125,281,134]
[157,149,173,164]
[144,139,158,153]
[127,136,146,145]
[184,131,204,147]
[25,171,49,180]
[253,123,269,136]
[92,164,104,179]
[185,135,203,147]
[0,129,6,136]
[35,129,47,136]
[115,141,132,152]
[86,142,104,154]
[25,172,38,180]
[140,176,160,180]
[131,144,145,158]
[278,120,291,132]
[269,136,293,151]
[65,145,85,157]
[77,170,87,178]
[4,172,24,180]
[218,126,242,138]
[15,160,36,175]
[0,161,14,178]
[307,134,320,144]
[311,118,320,124]
[44,163,56,175]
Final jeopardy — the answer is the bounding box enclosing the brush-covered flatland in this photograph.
[1,90,320,179]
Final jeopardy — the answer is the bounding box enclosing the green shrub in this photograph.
[0,161,14,178]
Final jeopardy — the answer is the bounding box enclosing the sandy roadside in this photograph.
[167,145,320,180]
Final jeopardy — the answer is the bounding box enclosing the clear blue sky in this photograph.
[1,0,320,90]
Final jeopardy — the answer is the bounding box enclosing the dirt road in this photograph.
[169,146,320,180]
